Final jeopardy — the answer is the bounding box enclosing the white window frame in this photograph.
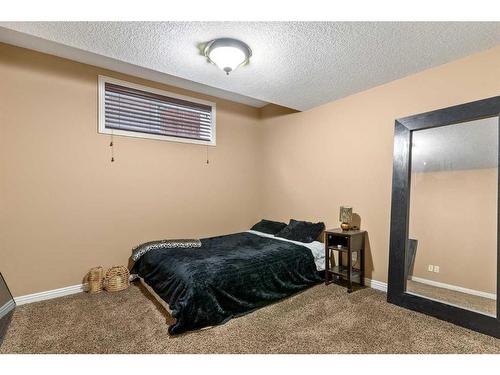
[98,75,216,146]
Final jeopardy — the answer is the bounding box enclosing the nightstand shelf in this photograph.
[330,266,361,282]
[326,246,350,252]
[324,228,366,293]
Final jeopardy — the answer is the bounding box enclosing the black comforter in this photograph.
[131,232,322,334]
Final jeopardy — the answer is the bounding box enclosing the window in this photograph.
[98,76,216,145]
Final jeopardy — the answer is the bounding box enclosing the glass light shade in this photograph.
[208,46,246,74]
[204,38,251,75]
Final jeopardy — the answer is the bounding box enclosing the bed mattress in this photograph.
[131,230,323,334]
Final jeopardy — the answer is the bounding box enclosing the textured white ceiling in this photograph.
[1,22,500,110]
[412,117,499,173]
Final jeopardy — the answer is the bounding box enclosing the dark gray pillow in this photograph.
[275,219,325,243]
[250,219,288,235]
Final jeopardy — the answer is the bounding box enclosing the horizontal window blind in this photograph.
[103,81,214,143]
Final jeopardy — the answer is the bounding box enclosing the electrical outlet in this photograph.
[428,265,434,272]
[434,266,440,273]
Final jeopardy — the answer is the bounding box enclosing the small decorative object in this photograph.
[88,266,104,294]
[103,266,130,292]
[339,206,353,231]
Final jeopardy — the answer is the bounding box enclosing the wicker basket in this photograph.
[88,266,104,294]
[103,266,130,292]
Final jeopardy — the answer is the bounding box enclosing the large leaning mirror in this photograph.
[407,117,498,317]
[388,96,500,338]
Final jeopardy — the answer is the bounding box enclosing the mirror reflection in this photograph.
[406,117,498,317]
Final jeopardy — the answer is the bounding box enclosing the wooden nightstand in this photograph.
[324,228,366,293]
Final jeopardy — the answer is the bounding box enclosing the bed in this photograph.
[131,228,325,334]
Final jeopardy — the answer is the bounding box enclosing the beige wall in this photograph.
[409,169,497,294]
[1,41,500,297]
[259,45,500,283]
[0,43,263,296]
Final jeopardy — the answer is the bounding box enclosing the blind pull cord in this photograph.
[110,131,115,163]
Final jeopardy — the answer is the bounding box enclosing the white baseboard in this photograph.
[364,278,387,292]
[14,283,88,306]
[11,277,389,307]
[360,276,496,301]
[410,276,496,300]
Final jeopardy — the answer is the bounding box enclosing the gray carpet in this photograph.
[1,283,500,354]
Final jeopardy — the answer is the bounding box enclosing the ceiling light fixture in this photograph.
[204,38,252,75]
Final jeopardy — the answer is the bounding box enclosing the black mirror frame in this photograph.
[0,272,16,346]
[387,95,500,338]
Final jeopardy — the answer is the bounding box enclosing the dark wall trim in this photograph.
[387,95,500,338]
